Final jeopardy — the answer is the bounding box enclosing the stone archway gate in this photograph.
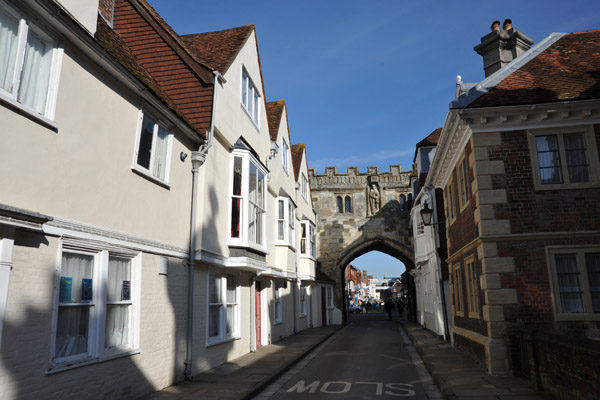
[308,165,415,319]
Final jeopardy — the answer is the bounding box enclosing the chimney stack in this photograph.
[474,19,533,77]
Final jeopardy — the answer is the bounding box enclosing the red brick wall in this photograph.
[446,141,478,255]
[488,128,600,234]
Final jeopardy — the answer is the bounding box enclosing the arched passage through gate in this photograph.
[309,165,415,324]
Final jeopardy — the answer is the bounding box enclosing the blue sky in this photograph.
[147,0,600,277]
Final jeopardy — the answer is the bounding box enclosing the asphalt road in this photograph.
[253,312,442,400]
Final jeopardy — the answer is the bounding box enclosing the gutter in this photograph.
[184,70,226,380]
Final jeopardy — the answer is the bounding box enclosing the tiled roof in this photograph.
[112,0,215,139]
[416,128,441,148]
[468,29,600,108]
[181,25,255,74]
[291,143,305,181]
[266,100,285,142]
[94,16,192,128]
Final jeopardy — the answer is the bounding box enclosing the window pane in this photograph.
[257,171,264,208]
[55,306,89,358]
[107,257,131,302]
[345,196,352,213]
[105,305,130,349]
[18,28,52,113]
[399,195,406,211]
[226,304,236,334]
[137,115,155,170]
[563,133,590,183]
[61,253,93,303]
[209,275,221,304]
[152,125,169,180]
[336,196,343,213]
[231,157,242,238]
[536,136,563,184]
[209,305,220,338]
[0,6,19,92]
[249,164,257,203]
[555,254,584,313]
[585,253,600,313]
[226,274,236,303]
[241,72,247,107]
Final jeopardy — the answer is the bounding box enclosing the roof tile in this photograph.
[469,29,600,108]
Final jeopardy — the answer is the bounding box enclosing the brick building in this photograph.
[426,22,600,398]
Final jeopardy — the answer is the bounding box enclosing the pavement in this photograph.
[139,314,553,400]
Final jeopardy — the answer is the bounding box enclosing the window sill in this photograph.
[274,321,282,326]
[554,313,600,322]
[0,92,58,132]
[533,182,600,191]
[132,166,171,189]
[299,254,316,261]
[206,335,241,348]
[46,349,140,375]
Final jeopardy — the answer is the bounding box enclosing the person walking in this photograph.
[384,301,393,320]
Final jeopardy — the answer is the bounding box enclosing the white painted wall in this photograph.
[55,0,99,35]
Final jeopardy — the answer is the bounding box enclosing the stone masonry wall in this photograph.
[309,166,414,311]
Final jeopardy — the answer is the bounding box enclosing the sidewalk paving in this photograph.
[138,325,342,400]
[139,317,553,400]
[400,320,553,400]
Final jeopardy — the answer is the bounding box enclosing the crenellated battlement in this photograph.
[308,165,412,189]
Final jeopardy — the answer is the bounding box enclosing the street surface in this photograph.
[253,312,442,399]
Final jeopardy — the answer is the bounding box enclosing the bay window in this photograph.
[134,111,172,183]
[208,271,240,344]
[0,2,63,119]
[230,148,268,250]
[52,242,140,369]
[300,220,316,259]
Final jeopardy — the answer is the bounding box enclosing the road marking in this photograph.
[286,381,416,396]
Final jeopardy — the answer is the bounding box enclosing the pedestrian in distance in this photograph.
[384,301,393,320]
[397,300,404,318]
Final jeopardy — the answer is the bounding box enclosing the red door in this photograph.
[255,281,262,348]
[321,287,327,326]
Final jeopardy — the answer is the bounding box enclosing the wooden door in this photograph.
[255,281,262,348]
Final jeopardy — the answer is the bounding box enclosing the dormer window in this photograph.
[241,68,260,127]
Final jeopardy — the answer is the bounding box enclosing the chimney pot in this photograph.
[503,18,513,30]
[491,20,501,32]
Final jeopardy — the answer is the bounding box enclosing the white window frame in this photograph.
[282,140,290,174]
[547,246,600,321]
[133,109,173,185]
[207,270,241,345]
[229,149,268,252]
[275,196,296,248]
[299,285,307,317]
[528,126,600,190]
[241,67,260,127]
[50,243,141,372]
[0,2,63,123]
[299,220,316,259]
[326,286,334,309]
[273,283,282,324]
[301,173,308,201]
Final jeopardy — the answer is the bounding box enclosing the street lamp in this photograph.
[420,201,434,226]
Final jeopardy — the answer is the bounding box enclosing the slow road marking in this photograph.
[286,380,416,396]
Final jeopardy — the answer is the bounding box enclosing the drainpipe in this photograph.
[184,70,226,380]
